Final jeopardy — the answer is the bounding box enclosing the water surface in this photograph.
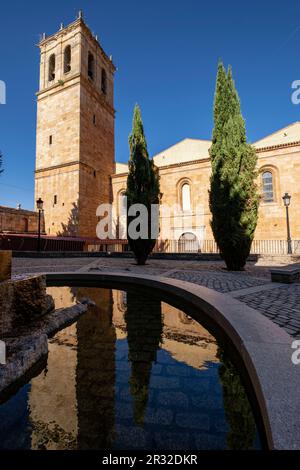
[0,287,261,450]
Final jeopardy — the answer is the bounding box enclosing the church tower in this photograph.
[35,12,116,237]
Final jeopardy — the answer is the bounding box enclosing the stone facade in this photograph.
[112,122,300,245]
[35,16,115,237]
[0,205,43,234]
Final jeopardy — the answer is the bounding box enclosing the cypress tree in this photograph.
[126,104,160,265]
[209,61,258,270]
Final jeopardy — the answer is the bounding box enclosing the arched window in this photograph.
[262,171,274,202]
[64,45,71,74]
[101,68,107,94]
[182,183,191,211]
[48,54,56,81]
[88,52,95,80]
[119,191,127,217]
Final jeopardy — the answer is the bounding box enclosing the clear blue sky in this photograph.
[0,0,300,209]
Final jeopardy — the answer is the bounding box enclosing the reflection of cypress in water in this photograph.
[125,292,162,426]
[217,348,256,450]
[76,288,116,449]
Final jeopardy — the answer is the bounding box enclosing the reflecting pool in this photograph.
[0,287,261,450]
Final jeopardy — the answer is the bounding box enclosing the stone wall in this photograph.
[0,276,54,336]
[0,206,44,234]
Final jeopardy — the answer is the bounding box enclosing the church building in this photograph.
[33,14,300,251]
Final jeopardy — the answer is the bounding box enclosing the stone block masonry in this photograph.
[0,251,11,282]
[35,17,116,237]
[0,275,54,335]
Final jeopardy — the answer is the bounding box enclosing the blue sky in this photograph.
[0,0,300,209]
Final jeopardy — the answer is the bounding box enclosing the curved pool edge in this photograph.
[45,271,300,450]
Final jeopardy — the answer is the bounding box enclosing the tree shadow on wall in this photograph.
[56,202,79,237]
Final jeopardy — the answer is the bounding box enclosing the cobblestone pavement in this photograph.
[11,256,300,337]
[166,270,268,293]
[236,285,300,337]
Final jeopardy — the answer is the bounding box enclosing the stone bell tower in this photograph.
[35,12,116,237]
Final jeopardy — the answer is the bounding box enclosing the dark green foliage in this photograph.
[209,61,259,270]
[217,348,257,449]
[125,291,162,426]
[126,104,160,265]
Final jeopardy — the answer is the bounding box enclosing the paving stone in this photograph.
[151,364,163,374]
[114,424,150,449]
[116,403,133,419]
[194,432,226,450]
[191,394,223,410]
[176,412,210,430]
[157,391,189,409]
[167,270,267,293]
[150,376,180,389]
[144,407,173,425]
[115,360,131,371]
[182,377,210,392]
[154,431,191,450]
[166,365,191,377]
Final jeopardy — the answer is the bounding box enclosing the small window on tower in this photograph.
[88,52,95,80]
[54,195,57,205]
[101,68,107,94]
[49,135,52,145]
[93,170,96,178]
[48,54,56,82]
[93,114,96,125]
[64,45,71,74]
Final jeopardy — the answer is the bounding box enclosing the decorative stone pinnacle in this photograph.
[60,23,64,30]
[78,10,83,19]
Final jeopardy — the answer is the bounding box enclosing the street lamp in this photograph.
[282,192,292,255]
[36,197,44,252]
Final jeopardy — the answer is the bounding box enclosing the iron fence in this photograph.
[2,233,299,255]
[154,239,300,255]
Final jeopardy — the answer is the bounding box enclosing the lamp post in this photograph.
[282,192,292,255]
[36,197,44,252]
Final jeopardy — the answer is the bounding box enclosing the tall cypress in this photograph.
[126,104,160,265]
[209,61,258,270]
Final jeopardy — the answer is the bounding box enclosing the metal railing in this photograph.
[2,233,299,255]
[154,239,300,255]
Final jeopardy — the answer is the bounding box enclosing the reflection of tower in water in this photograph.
[76,288,116,449]
[125,292,162,426]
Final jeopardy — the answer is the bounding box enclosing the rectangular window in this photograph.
[93,114,96,125]
[54,195,57,205]
[49,135,53,145]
